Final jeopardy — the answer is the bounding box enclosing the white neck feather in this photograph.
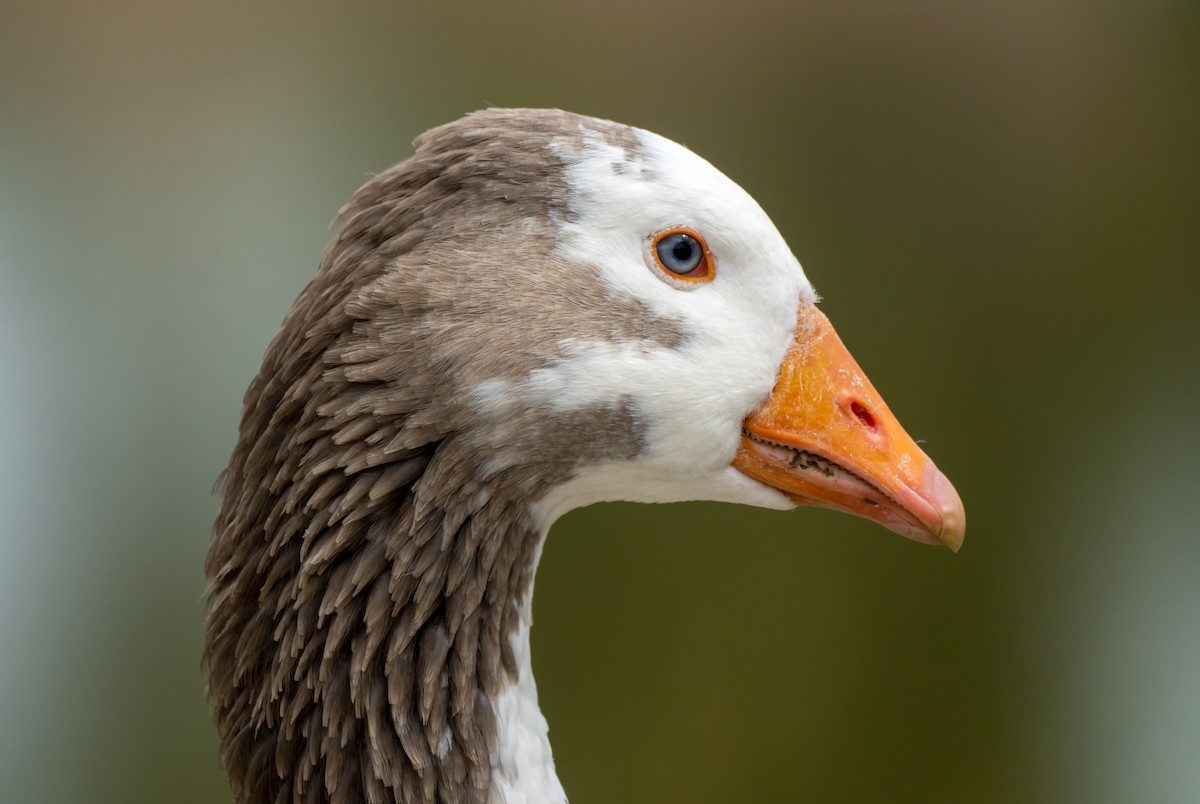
[489,535,567,804]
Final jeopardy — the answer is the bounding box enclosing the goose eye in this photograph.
[651,228,714,282]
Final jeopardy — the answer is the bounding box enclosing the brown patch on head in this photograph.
[206,109,682,804]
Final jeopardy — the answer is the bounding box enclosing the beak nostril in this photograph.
[850,401,877,430]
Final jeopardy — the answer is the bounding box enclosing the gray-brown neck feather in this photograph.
[205,109,684,804]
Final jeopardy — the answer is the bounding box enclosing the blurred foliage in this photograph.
[1,1,1197,802]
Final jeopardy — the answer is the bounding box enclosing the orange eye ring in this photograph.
[650,227,714,283]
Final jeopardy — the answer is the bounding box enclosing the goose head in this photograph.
[206,108,964,804]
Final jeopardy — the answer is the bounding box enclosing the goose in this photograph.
[205,107,965,804]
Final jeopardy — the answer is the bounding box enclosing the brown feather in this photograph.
[206,108,684,803]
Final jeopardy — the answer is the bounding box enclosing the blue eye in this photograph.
[652,229,712,281]
[656,233,702,274]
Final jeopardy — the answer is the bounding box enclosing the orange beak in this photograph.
[733,305,965,551]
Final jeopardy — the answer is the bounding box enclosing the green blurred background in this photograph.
[2,1,1197,802]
